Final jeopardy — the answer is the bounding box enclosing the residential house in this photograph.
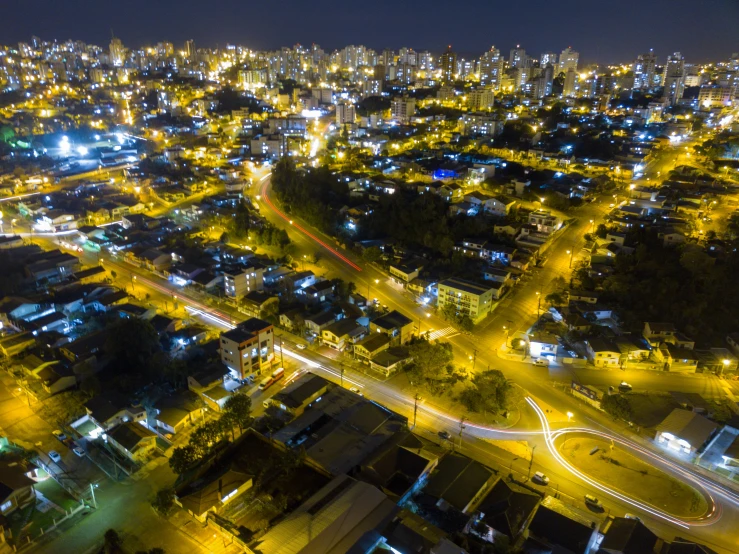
[240,291,278,319]
[370,346,412,377]
[0,464,36,515]
[321,319,366,351]
[528,210,562,234]
[643,322,678,347]
[175,464,253,522]
[106,422,158,463]
[154,391,205,435]
[656,409,718,455]
[83,394,146,434]
[585,337,623,368]
[389,259,424,285]
[138,249,171,273]
[355,333,392,364]
[299,280,335,303]
[464,192,516,217]
[421,452,497,514]
[600,517,659,554]
[0,333,36,358]
[524,500,598,554]
[475,478,540,544]
[266,373,331,416]
[370,310,414,345]
[304,311,337,336]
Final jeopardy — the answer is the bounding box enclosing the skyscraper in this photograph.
[185,39,196,59]
[632,50,657,92]
[509,46,527,68]
[559,47,579,74]
[563,69,577,97]
[540,52,558,67]
[479,47,504,90]
[440,46,457,83]
[662,52,686,105]
[110,36,124,67]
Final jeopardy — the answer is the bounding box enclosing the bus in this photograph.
[258,367,285,391]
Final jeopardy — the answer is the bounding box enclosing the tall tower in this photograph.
[632,50,657,91]
[110,34,124,67]
[563,69,577,97]
[662,52,686,105]
[185,40,196,59]
[509,45,527,68]
[559,47,579,74]
[440,46,457,83]
[479,47,504,90]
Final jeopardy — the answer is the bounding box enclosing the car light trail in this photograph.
[260,176,362,272]
[528,397,710,529]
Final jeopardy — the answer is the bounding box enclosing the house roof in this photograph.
[372,310,413,331]
[424,452,494,512]
[657,409,718,447]
[107,422,156,452]
[645,322,677,333]
[84,394,127,424]
[357,333,392,353]
[477,478,540,539]
[177,465,252,516]
[527,504,594,554]
[323,318,363,338]
[600,517,659,554]
[305,311,336,326]
[273,373,329,409]
[0,464,35,501]
[587,337,620,354]
[664,539,718,554]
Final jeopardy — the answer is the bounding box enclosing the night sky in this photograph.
[3,0,738,63]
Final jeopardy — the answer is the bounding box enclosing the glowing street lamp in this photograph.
[567,411,574,421]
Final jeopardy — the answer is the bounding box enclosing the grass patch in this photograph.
[625,392,679,429]
[34,478,78,511]
[560,437,707,518]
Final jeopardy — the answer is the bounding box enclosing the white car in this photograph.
[48,451,62,463]
[349,387,363,397]
[533,358,550,367]
[584,494,603,508]
[72,447,85,458]
[533,472,550,485]
[296,343,306,350]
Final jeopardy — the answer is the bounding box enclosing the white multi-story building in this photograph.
[336,102,356,125]
[391,97,416,124]
[479,47,504,89]
[224,266,265,297]
[559,47,579,74]
[632,50,657,91]
[468,87,495,111]
[663,52,686,105]
[698,86,734,108]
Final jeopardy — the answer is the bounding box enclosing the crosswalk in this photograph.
[427,326,459,341]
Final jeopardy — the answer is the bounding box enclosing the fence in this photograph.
[16,501,88,552]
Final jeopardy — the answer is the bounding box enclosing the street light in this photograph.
[566,411,574,421]
[722,359,730,376]
[566,249,574,268]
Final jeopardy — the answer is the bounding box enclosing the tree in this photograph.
[459,370,523,414]
[190,420,225,456]
[169,445,198,474]
[219,231,230,244]
[104,318,161,379]
[407,340,454,383]
[362,246,382,263]
[152,488,175,516]
[601,394,633,421]
[103,529,123,554]
[223,393,252,432]
[259,299,280,324]
[545,292,565,307]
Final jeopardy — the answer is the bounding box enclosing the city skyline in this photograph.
[2,0,738,63]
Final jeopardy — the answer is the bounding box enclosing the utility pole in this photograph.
[276,336,284,366]
[340,362,345,387]
[89,483,98,509]
[455,417,466,452]
[413,393,421,429]
[528,445,537,479]
[470,349,477,371]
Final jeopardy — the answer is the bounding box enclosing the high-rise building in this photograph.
[110,36,124,67]
[184,39,196,59]
[468,87,495,111]
[632,50,657,91]
[479,47,504,89]
[559,47,579,74]
[336,102,356,125]
[391,97,416,124]
[662,52,686,105]
[440,46,457,83]
[563,69,577,97]
[540,52,558,67]
[509,46,527,68]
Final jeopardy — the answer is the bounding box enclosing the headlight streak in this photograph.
[527,397,717,529]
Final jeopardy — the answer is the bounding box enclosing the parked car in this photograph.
[533,471,550,485]
[618,381,632,391]
[52,430,67,442]
[48,451,62,464]
[438,431,452,441]
[295,343,306,350]
[584,494,603,508]
[349,387,363,396]
[72,447,85,458]
[533,358,550,367]
[624,513,641,521]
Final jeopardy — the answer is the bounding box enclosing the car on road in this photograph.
[72,447,85,458]
[438,431,452,441]
[295,343,306,350]
[624,513,641,521]
[533,472,550,485]
[584,494,603,509]
[533,358,550,367]
[52,430,67,442]
[349,386,363,396]
[48,451,62,464]
[618,381,632,391]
